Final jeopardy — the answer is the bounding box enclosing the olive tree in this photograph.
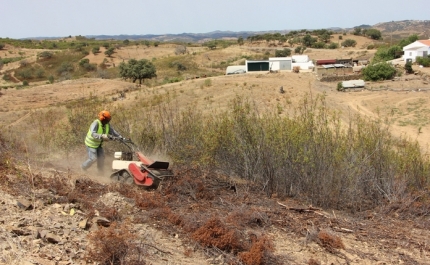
[119,59,157,84]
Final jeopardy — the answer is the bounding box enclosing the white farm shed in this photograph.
[268,57,292,71]
[225,65,247,75]
[403,40,430,62]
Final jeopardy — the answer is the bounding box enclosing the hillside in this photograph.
[373,20,430,40]
[1,30,430,264]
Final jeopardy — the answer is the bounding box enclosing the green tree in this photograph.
[123,39,130,45]
[312,42,326,49]
[373,46,402,62]
[365,29,382,40]
[302,34,316,47]
[119,59,157,84]
[294,46,306,54]
[237,36,244,46]
[0,43,4,50]
[205,41,217,50]
[320,32,331,43]
[362,62,396,81]
[353,27,362,36]
[275,48,291,57]
[399,34,419,48]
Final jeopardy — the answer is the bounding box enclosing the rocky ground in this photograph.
[1,159,430,265]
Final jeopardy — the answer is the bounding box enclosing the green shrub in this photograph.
[405,62,414,74]
[38,51,53,60]
[275,48,291,57]
[312,42,326,49]
[416,56,430,67]
[22,80,29,86]
[337,82,344,91]
[204,78,212,87]
[362,62,396,81]
[341,39,357,47]
[57,61,74,74]
[92,47,100,54]
[328,43,339,49]
[35,68,45,78]
[18,69,32,79]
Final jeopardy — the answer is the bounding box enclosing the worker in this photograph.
[81,110,125,173]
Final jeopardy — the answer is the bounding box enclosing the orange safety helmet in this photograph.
[98,110,111,122]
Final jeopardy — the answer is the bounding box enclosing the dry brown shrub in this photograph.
[86,221,145,265]
[239,235,275,265]
[134,192,165,209]
[317,230,344,252]
[308,258,321,265]
[148,205,183,227]
[179,213,204,233]
[164,173,214,201]
[98,205,122,222]
[191,217,244,253]
[226,208,270,228]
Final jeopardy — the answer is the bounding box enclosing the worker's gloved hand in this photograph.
[101,134,110,141]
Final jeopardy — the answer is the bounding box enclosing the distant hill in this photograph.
[28,20,430,42]
[84,30,286,43]
[372,20,430,40]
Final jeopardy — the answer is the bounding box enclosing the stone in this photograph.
[92,216,110,227]
[78,218,88,229]
[45,232,62,244]
[16,198,32,210]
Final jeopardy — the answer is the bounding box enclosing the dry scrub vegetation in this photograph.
[1,33,430,264]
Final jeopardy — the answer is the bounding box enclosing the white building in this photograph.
[243,55,314,73]
[403,40,430,62]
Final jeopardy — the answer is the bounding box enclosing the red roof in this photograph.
[418,40,430,46]
[316,59,336,65]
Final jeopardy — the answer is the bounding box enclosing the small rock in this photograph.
[16,199,32,210]
[39,229,49,238]
[93,216,110,227]
[78,218,88,229]
[45,232,62,244]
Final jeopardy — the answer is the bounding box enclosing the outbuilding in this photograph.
[268,57,292,71]
[246,60,270,72]
[225,65,247,75]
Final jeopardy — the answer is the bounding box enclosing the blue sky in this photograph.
[1,0,428,39]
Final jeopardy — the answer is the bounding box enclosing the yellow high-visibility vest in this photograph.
[85,120,110,148]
